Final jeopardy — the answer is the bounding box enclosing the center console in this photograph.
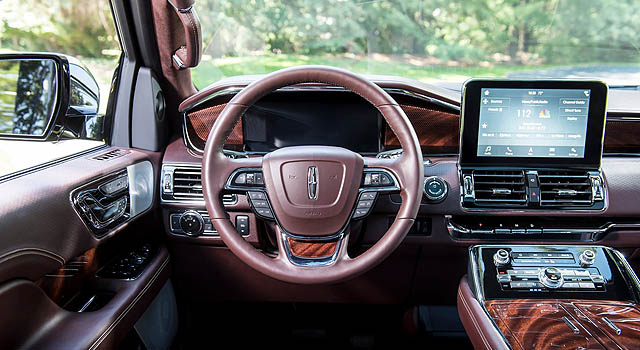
[459,245,640,350]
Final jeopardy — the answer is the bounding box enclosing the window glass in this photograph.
[0,0,120,177]
[192,0,640,88]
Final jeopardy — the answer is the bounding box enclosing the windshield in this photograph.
[192,0,640,89]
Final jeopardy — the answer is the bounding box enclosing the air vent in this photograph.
[472,170,526,206]
[539,170,592,206]
[173,168,203,199]
[92,149,130,161]
[162,165,237,204]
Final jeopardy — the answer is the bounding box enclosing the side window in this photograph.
[0,1,121,178]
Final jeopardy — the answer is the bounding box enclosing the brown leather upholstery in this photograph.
[168,0,201,69]
[0,246,170,350]
[201,66,424,284]
[151,0,197,98]
[457,277,510,350]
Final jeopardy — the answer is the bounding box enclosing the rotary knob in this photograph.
[579,249,596,267]
[539,267,564,289]
[179,211,204,236]
[493,249,510,267]
[423,176,448,202]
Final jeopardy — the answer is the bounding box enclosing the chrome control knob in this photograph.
[179,211,204,236]
[493,249,510,267]
[423,176,448,202]
[579,249,596,267]
[539,267,564,289]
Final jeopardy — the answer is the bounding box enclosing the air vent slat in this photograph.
[167,166,237,205]
[538,170,593,206]
[471,170,526,206]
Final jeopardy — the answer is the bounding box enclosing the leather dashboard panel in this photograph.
[0,146,160,284]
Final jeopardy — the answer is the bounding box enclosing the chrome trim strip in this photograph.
[172,54,186,70]
[602,317,622,335]
[447,216,640,238]
[562,316,580,334]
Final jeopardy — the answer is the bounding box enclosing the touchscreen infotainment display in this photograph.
[477,88,590,158]
[459,79,607,167]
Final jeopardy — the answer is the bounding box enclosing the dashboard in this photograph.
[163,76,640,248]
[154,74,640,306]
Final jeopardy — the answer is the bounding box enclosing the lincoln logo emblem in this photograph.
[307,166,318,200]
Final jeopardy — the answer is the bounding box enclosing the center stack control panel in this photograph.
[494,249,605,291]
[470,245,640,301]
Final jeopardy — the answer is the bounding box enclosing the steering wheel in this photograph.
[202,66,424,284]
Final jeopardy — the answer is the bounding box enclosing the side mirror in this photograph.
[0,53,103,141]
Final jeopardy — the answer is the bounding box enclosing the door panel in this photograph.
[0,146,160,283]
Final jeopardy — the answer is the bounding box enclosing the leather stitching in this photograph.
[89,256,170,350]
[0,248,65,265]
[459,287,493,350]
[181,10,199,66]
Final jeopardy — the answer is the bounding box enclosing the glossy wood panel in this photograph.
[486,300,604,350]
[486,299,640,350]
[576,302,640,349]
[286,237,338,258]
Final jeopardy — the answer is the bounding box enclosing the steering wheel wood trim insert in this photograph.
[202,65,424,284]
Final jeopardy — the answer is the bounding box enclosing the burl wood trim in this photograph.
[485,299,640,350]
[286,237,338,258]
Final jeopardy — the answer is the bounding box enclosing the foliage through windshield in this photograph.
[193,0,640,88]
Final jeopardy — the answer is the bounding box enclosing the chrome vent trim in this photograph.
[471,170,526,205]
[161,164,237,204]
[539,170,593,206]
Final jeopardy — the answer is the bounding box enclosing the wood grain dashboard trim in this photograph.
[286,237,339,259]
[183,95,640,156]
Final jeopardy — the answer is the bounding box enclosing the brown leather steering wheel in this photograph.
[202,66,424,284]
